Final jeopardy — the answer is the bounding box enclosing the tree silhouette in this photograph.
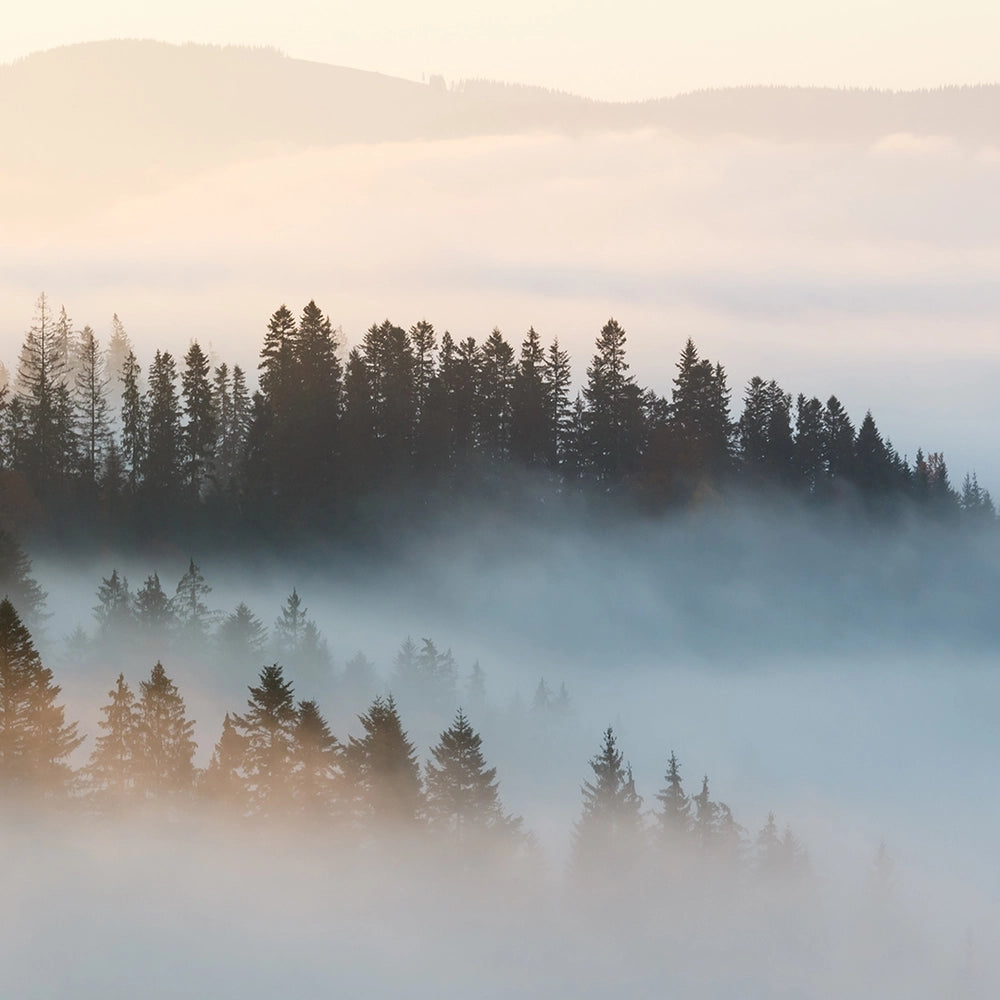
[0,597,82,797]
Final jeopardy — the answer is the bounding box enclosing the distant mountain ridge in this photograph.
[3,39,1000,181]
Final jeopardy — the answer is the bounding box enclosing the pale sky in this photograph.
[4,0,1000,100]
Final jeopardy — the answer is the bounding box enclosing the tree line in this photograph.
[0,590,828,885]
[2,294,993,546]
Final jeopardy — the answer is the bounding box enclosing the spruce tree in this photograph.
[0,598,82,796]
[87,673,141,805]
[292,699,342,820]
[347,694,423,828]
[572,727,644,876]
[136,661,196,798]
[172,559,213,643]
[655,750,691,843]
[425,708,519,842]
[181,341,217,498]
[73,324,112,487]
[200,712,249,814]
[0,529,47,626]
[233,664,298,817]
[216,602,268,661]
[144,349,182,500]
[119,349,146,492]
[133,572,174,636]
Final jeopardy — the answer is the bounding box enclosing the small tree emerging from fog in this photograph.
[137,661,197,798]
[234,664,298,817]
[292,699,342,820]
[572,727,644,877]
[87,672,141,804]
[425,708,520,842]
[347,694,423,828]
[200,712,249,814]
[656,751,691,842]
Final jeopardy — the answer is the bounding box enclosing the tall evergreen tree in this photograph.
[181,341,217,498]
[144,350,182,500]
[655,750,691,844]
[0,529,47,626]
[119,349,146,492]
[292,699,342,820]
[133,572,174,636]
[582,319,644,483]
[510,327,550,468]
[233,664,298,817]
[0,598,82,796]
[572,727,644,876]
[86,673,140,804]
[347,694,423,828]
[73,325,112,487]
[136,661,196,798]
[425,708,519,842]
[478,327,516,465]
[200,712,249,814]
[172,559,213,643]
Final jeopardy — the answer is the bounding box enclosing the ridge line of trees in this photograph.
[1,294,991,543]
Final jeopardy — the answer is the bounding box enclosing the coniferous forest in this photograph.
[1,293,993,555]
[2,292,998,997]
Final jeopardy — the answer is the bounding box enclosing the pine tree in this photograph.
[94,569,132,641]
[87,673,140,804]
[216,602,268,661]
[655,750,691,843]
[0,598,83,796]
[425,708,520,842]
[582,319,644,483]
[144,349,182,499]
[543,337,572,470]
[572,727,644,876]
[292,699,342,820]
[17,293,77,495]
[136,661,196,798]
[510,326,550,468]
[233,664,298,817]
[200,712,249,814]
[119,349,146,492]
[133,573,174,636]
[347,694,423,828]
[0,529,47,626]
[478,327,516,464]
[73,325,112,487]
[181,341,217,498]
[172,559,213,643]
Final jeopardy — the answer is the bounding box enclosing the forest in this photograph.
[0,293,993,554]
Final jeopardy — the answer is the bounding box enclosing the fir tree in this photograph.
[73,324,112,487]
[136,661,196,798]
[181,341,217,498]
[347,694,423,828]
[200,712,249,814]
[87,673,140,804]
[233,664,298,817]
[133,572,174,636]
[172,559,213,643]
[425,708,520,842]
[0,529,47,626]
[119,349,146,491]
[292,699,342,820]
[0,598,82,796]
[572,727,644,876]
[655,750,691,843]
[216,602,268,660]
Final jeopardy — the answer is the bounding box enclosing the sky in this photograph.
[4,0,1000,100]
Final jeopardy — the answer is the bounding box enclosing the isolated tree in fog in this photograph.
[87,672,140,802]
[425,708,519,841]
[137,661,197,796]
[573,727,644,875]
[347,694,423,827]
[234,664,298,816]
[0,598,82,795]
